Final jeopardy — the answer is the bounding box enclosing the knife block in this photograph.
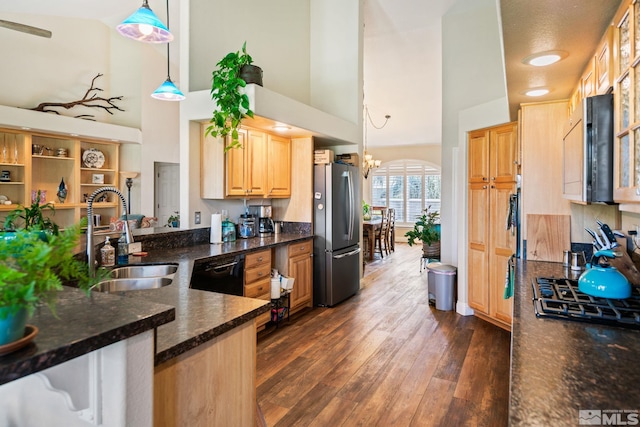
[609,248,640,285]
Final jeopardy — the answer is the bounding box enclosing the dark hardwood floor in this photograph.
[256,243,511,426]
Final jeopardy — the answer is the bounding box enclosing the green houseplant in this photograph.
[362,200,371,220]
[405,207,441,256]
[0,224,96,345]
[205,42,262,151]
[3,190,58,235]
[167,211,180,228]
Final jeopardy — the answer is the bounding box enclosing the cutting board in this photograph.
[526,214,571,262]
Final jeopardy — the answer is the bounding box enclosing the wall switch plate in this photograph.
[195,211,201,224]
[128,242,142,254]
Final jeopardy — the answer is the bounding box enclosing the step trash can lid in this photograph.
[428,264,457,275]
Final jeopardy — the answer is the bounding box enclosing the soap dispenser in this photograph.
[101,237,115,267]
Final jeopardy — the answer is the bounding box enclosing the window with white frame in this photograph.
[370,160,441,225]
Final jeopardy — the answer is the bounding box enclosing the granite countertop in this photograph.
[0,286,175,386]
[116,232,313,365]
[510,259,640,426]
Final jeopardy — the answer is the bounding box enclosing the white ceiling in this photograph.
[0,0,626,148]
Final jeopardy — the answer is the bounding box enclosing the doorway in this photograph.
[155,162,180,226]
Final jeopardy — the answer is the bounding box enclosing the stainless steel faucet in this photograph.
[86,186,133,277]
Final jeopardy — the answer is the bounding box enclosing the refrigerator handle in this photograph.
[334,247,361,259]
[346,169,355,240]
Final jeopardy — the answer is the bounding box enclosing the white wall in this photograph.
[442,0,509,315]
[188,0,311,104]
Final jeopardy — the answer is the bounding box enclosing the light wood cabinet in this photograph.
[0,128,120,229]
[226,128,268,197]
[244,248,272,330]
[467,122,517,331]
[274,239,313,313]
[581,59,596,99]
[595,26,614,95]
[267,134,291,197]
[154,320,256,427]
[202,125,292,199]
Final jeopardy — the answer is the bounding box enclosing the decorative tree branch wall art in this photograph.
[29,73,124,120]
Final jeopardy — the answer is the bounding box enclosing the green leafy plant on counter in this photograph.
[0,224,97,320]
[167,211,180,227]
[205,41,256,152]
[405,206,441,246]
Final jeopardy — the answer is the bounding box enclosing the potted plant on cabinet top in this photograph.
[205,41,263,152]
[0,224,96,347]
[405,206,441,257]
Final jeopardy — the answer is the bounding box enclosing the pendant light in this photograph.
[362,105,389,179]
[151,0,185,101]
[117,0,173,43]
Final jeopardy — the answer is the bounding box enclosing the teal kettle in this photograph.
[578,250,631,299]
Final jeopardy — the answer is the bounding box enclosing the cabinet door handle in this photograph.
[257,272,263,277]
[483,185,488,189]
[491,185,495,189]
[257,257,263,262]
[492,177,496,180]
[258,286,264,292]
[482,177,488,181]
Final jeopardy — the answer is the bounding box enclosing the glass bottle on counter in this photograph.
[117,234,128,265]
[221,210,236,242]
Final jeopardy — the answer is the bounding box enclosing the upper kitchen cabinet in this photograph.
[201,125,291,199]
[226,128,266,197]
[596,26,614,95]
[468,123,518,184]
[612,2,640,205]
[266,134,291,198]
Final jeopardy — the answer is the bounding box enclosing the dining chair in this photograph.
[386,208,396,253]
[375,213,388,258]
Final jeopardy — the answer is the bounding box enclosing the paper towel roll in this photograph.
[210,213,222,244]
[271,278,281,299]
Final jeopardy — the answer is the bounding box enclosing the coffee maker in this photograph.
[249,205,275,236]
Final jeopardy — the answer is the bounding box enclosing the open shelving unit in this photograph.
[0,128,120,229]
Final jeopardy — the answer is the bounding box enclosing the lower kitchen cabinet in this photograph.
[154,320,256,427]
[244,248,272,330]
[275,239,313,313]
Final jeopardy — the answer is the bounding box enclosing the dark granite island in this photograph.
[510,260,640,426]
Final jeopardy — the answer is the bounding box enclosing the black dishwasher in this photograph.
[190,254,245,295]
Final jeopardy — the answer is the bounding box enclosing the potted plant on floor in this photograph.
[405,206,441,257]
[205,41,263,151]
[0,224,96,347]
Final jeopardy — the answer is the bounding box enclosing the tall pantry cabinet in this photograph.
[467,122,518,331]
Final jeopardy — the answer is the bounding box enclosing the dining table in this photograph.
[362,218,382,261]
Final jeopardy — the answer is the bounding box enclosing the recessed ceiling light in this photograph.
[525,88,550,97]
[522,50,568,67]
[272,125,291,132]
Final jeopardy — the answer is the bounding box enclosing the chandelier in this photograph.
[363,105,390,179]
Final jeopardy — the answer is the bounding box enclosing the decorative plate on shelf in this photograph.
[82,148,105,169]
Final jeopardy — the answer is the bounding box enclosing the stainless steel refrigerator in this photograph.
[313,163,361,306]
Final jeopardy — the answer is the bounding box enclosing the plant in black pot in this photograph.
[405,206,441,258]
[0,224,97,347]
[206,42,263,151]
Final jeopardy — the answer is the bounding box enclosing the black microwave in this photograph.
[562,93,614,204]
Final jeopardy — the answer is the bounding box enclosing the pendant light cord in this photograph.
[165,0,171,79]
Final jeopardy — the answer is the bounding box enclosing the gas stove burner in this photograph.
[532,277,640,329]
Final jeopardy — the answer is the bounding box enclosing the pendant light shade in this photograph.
[152,76,185,101]
[117,0,173,43]
[150,0,184,101]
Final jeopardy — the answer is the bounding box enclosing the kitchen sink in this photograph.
[108,263,178,279]
[93,263,179,293]
[93,277,173,293]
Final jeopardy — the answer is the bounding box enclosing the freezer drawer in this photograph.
[314,245,361,307]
